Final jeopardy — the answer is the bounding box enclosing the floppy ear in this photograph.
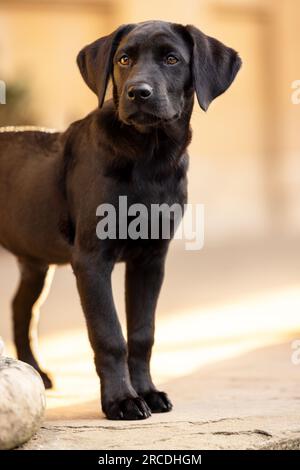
[77,24,136,107]
[186,25,242,111]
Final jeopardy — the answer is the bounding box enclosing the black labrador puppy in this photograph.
[0,21,241,420]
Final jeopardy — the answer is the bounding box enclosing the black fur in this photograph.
[0,20,241,420]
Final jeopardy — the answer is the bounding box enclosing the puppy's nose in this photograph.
[127,83,153,101]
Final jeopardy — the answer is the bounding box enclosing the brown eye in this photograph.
[118,55,130,66]
[166,55,179,65]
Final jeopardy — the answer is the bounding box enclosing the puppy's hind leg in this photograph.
[12,257,56,389]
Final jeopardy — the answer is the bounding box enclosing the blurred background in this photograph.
[0,0,299,418]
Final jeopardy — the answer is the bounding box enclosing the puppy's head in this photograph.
[77,21,241,128]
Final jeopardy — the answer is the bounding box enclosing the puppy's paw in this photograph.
[104,396,151,420]
[141,391,173,413]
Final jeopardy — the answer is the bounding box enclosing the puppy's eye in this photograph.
[165,55,179,65]
[118,55,130,66]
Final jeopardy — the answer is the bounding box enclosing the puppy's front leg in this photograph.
[72,252,151,420]
[126,256,173,413]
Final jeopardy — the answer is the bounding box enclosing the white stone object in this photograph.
[0,339,46,450]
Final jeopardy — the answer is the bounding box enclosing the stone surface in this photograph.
[0,357,46,450]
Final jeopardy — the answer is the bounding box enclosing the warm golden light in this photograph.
[6,284,300,414]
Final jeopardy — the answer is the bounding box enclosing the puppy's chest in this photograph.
[133,181,185,215]
[106,157,188,207]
